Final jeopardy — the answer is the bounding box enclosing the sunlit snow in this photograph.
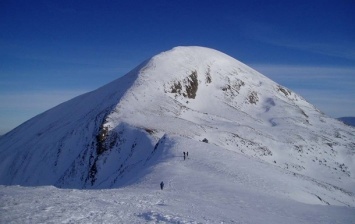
[1,46,354,223]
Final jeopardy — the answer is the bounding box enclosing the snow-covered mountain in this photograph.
[1,46,354,211]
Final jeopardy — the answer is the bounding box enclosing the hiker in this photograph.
[160,181,164,190]
[183,152,186,160]
[186,151,188,157]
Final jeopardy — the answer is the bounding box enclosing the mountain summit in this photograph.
[0,46,354,206]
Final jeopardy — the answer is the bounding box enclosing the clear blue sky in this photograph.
[0,0,354,134]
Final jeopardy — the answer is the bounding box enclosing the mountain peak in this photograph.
[0,47,354,207]
[104,46,307,133]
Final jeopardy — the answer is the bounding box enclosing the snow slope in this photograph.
[1,136,355,223]
[0,46,355,222]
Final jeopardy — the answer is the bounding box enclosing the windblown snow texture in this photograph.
[0,47,354,215]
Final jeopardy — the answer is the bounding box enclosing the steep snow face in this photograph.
[104,46,355,187]
[0,46,354,207]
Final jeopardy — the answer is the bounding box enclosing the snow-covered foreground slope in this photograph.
[1,46,355,222]
[1,136,355,223]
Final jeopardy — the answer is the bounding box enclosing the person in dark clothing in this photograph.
[160,181,164,190]
[183,152,186,160]
[186,151,188,157]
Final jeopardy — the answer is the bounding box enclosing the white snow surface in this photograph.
[1,46,355,223]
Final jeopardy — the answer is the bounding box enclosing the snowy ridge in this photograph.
[1,46,355,216]
[1,135,355,223]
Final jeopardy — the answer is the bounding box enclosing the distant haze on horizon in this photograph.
[0,0,354,135]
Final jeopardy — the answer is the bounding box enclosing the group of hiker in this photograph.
[160,151,190,190]
[183,151,189,160]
